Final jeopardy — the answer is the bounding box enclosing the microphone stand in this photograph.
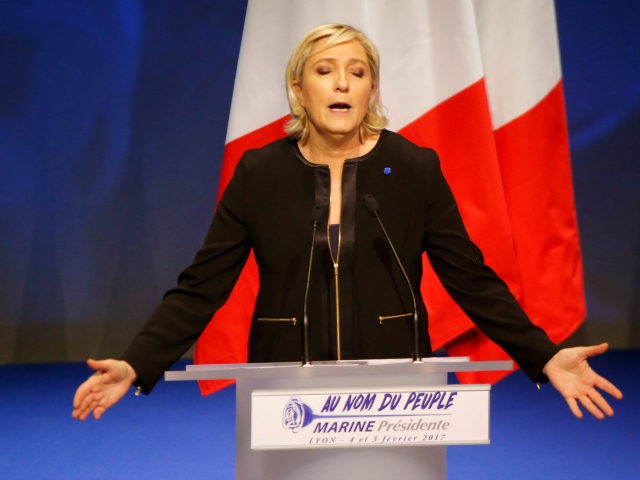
[363,194,422,362]
[301,207,321,366]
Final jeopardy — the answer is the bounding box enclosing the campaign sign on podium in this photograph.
[251,384,490,449]
[166,357,511,480]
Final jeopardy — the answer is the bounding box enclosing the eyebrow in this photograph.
[309,57,368,66]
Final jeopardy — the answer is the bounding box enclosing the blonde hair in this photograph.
[284,24,387,144]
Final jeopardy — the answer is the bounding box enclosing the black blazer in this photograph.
[122,130,558,392]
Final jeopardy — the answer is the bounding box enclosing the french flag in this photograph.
[195,0,585,394]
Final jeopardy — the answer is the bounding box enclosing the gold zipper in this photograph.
[378,312,412,324]
[256,317,297,325]
[328,223,342,360]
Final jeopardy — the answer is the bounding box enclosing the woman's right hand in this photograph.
[71,358,138,421]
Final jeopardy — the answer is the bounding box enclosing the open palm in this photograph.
[72,358,137,421]
[543,343,623,419]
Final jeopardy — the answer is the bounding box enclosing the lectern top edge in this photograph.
[165,357,513,382]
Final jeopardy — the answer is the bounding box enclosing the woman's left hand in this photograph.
[542,342,623,419]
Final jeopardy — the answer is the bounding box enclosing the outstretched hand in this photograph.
[543,342,623,420]
[71,358,138,421]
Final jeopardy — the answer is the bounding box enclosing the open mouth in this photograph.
[329,102,351,112]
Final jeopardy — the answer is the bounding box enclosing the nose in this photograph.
[334,69,349,92]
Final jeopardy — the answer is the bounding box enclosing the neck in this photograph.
[301,129,379,165]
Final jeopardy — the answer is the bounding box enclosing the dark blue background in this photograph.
[1,0,638,364]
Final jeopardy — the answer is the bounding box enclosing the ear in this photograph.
[367,86,377,111]
[293,79,305,108]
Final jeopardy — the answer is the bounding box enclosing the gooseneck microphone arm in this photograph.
[362,194,422,362]
[302,205,322,366]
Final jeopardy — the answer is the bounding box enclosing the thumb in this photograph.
[86,358,112,373]
[582,342,609,359]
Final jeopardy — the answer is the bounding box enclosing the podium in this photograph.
[166,357,511,480]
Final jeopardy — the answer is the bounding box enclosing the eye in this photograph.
[316,66,332,75]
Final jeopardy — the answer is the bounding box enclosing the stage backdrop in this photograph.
[1,0,638,365]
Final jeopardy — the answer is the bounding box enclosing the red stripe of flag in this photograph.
[450,81,585,384]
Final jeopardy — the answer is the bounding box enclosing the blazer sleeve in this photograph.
[121,154,254,393]
[420,152,559,383]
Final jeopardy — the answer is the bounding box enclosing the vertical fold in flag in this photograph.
[195,0,584,394]
[446,0,585,383]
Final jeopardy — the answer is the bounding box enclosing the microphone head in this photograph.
[362,194,379,215]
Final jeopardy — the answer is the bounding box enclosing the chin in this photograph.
[324,123,360,136]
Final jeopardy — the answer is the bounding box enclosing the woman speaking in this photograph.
[72,24,622,422]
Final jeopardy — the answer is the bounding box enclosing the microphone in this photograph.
[362,194,422,362]
[301,205,322,366]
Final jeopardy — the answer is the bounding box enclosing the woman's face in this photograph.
[294,38,374,141]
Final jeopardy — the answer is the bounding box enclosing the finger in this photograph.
[578,395,605,420]
[595,375,623,400]
[76,403,93,421]
[587,389,614,417]
[74,392,99,420]
[79,388,107,419]
[73,376,98,408]
[73,371,107,408]
[79,403,97,421]
[93,406,106,421]
[72,384,88,409]
[72,400,92,421]
[565,397,583,419]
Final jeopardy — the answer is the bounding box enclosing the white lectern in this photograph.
[166,357,511,480]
